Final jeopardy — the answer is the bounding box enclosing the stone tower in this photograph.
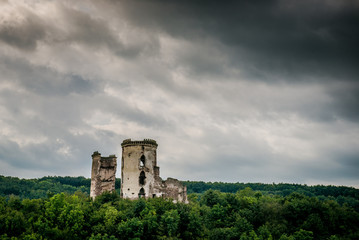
[90,151,117,199]
[121,139,187,203]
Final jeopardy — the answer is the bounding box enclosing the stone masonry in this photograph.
[90,151,117,199]
[121,139,188,203]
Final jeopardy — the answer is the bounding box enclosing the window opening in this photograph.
[139,188,145,198]
[139,171,146,185]
[140,155,145,167]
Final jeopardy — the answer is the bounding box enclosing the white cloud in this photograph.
[0,0,358,187]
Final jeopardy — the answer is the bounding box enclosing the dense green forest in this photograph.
[0,176,121,199]
[1,176,358,212]
[2,176,359,199]
[0,175,359,239]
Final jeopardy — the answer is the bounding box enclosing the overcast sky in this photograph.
[0,0,358,187]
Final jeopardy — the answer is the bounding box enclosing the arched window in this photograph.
[140,155,145,167]
[139,171,146,185]
[139,187,145,198]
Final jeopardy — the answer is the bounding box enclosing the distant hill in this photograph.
[183,180,359,197]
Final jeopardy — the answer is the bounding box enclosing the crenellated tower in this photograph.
[121,139,160,199]
[121,139,187,202]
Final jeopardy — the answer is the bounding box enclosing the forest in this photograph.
[0,175,358,239]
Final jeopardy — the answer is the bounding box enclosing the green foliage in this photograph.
[200,189,223,207]
[183,181,359,210]
[0,176,91,199]
[2,175,359,212]
[0,176,359,239]
[160,209,180,237]
[240,230,260,240]
[292,229,313,240]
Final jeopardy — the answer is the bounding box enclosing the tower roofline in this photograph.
[92,151,116,158]
[121,138,158,147]
[92,151,101,157]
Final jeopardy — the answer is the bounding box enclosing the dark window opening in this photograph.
[140,155,145,167]
[139,171,146,185]
[139,188,145,198]
[153,194,156,198]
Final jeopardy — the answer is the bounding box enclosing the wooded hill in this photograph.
[1,175,358,210]
[0,175,359,239]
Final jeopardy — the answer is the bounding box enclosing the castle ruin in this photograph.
[90,139,188,203]
[121,139,187,203]
[90,151,117,198]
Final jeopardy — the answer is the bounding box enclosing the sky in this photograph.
[0,0,358,187]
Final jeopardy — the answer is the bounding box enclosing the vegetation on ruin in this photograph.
[0,175,359,239]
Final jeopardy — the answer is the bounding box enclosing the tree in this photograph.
[117,218,143,239]
[160,209,180,238]
[200,189,223,208]
[240,230,260,240]
[292,229,313,240]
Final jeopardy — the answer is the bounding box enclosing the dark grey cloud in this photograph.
[55,4,123,51]
[0,130,122,176]
[0,56,97,96]
[0,2,150,59]
[113,0,359,81]
[0,8,45,51]
[94,0,359,124]
[0,0,358,187]
[327,82,359,121]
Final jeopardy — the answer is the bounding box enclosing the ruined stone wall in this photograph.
[90,151,117,199]
[161,178,188,203]
[121,139,187,203]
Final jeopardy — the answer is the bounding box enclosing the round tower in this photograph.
[121,139,159,199]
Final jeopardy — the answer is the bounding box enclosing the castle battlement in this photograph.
[121,138,187,203]
[91,139,187,203]
[121,138,158,147]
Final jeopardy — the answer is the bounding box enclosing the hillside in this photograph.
[1,175,359,239]
[1,175,358,211]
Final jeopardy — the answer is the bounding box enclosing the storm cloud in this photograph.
[0,0,358,187]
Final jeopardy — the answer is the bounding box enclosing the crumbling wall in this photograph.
[161,178,188,203]
[152,177,188,203]
[90,151,117,199]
